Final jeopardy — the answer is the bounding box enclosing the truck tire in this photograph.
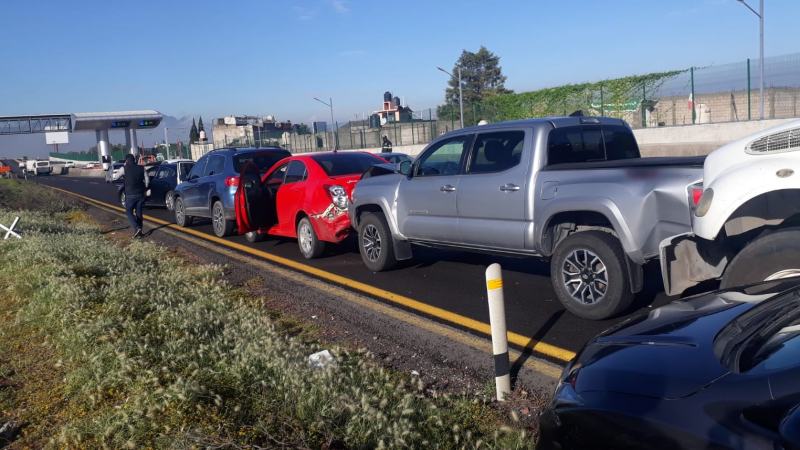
[297,217,325,259]
[212,200,235,237]
[358,212,397,272]
[174,197,194,227]
[551,230,633,320]
[721,228,800,289]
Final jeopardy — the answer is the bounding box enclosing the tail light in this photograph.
[325,185,349,209]
[225,176,239,188]
[688,182,703,208]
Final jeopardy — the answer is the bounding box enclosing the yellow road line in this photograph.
[49,185,577,363]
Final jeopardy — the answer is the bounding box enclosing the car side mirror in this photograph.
[781,405,800,450]
[399,160,412,177]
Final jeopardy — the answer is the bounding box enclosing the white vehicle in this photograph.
[24,159,52,175]
[105,162,125,183]
[661,119,800,295]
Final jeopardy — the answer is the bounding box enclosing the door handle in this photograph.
[500,183,520,192]
[440,184,456,192]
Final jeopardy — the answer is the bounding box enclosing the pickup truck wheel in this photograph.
[358,212,397,272]
[212,201,235,237]
[551,231,633,320]
[721,228,800,289]
[297,217,325,259]
[174,197,194,227]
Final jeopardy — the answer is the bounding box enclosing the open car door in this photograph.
[235,162,276,234]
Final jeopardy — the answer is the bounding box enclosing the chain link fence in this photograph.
[201,52,800,155]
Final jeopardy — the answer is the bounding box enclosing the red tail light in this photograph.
[225,176,239,187]
[689,182,703,207]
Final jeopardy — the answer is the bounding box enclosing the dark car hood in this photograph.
[573,282,800,399]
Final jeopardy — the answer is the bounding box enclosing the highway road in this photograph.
[37,175,677,364]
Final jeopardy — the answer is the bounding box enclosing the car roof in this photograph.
[211,147,289,155]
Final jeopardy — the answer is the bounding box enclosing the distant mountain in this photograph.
[0,114,202,159]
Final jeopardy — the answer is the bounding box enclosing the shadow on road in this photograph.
[510,308,565,386]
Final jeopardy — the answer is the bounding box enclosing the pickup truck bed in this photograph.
[543,155,706,171]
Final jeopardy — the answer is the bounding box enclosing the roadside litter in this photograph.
[1,217,21,240]
[307,350,336,369]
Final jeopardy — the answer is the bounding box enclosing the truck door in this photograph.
[235,161,279,234]
[456,130,529,250]
[396,135,472,243]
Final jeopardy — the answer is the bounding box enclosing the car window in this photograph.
[284,160,307,184]
[547,125,605,165]
[178,163,193,180]
[310,153,382,177]
[204,155,225,176]
[266,163,288,185]
[416,135,472,177]
[158,166,175,179]
[602,125,640,160]
[234,151,289,174]
[467,131,525,174]
[188,157,207,179]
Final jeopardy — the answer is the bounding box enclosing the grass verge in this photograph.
[0,179,534,449]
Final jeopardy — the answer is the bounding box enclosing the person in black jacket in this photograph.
[123,154,148,238]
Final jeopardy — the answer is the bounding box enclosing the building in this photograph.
[212,115,293,148]
[370,91,413,127]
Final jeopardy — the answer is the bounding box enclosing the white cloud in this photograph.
[330,0,349,13]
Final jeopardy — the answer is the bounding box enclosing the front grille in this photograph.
[746,127,800,155]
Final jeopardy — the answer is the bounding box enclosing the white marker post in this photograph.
[486,263,511,401]
[1,217,21,240]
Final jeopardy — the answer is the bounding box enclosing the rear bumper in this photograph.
[310,204,352,243]
[659,233,729,296]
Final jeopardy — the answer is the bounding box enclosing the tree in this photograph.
[190,118,199,143]
[197,116,205,132]
[439,46,512,121]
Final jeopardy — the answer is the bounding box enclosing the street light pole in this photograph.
[437,66,464,128]
[313,97,336,149]
[738,0,765,120]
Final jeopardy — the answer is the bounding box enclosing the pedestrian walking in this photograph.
[381,135,393,153]
[123,154,148,238]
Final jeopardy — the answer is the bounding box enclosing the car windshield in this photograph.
[234,151,288,174]
[714,289,800,372]
[37,162,48,166]
[311,153,381,177]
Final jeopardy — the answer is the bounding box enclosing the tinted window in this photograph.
[311,153,381,177]
[603,125,640,160]
[468,131,524,174]
[266,163,288,185]
[547,125,605,165]
[204,155,225,176]
[416,135,472,177]
[158,166,176,180]
[234,151,289,174]
[284,160,307,184]
[178,163,193,180]
[188,157,207,179]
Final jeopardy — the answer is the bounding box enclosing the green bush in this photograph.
[0,204,532,448]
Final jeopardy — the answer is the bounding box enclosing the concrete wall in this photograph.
[332,118,799,158]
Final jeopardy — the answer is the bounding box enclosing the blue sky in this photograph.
[1,0,799,127]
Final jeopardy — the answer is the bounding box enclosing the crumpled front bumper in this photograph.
[659,233,730,296]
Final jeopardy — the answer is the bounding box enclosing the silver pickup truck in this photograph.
[349,117,704,319]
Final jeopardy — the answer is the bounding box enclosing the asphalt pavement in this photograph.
[36,175,676,362]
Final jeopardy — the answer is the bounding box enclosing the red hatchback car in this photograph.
[235,151,386,258]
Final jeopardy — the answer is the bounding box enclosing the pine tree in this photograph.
[438,46,512,120]
[198,116,205,132]
[190,118,199,143]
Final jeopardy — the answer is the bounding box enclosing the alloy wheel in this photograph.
[362,224,382,262]
[212,203,225,236]
[298,221,313,255]
[562,248,608,305]
[166,193,174,210]
[175,200,184,224]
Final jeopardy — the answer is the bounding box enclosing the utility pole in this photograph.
[313,97,336,149]
[437,65,465,128]
[737,0,765,119]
